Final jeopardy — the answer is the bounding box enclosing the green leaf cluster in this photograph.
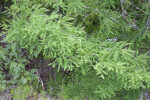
[0,0,150,99]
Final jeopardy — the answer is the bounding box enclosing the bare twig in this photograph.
[131,2,146,14]
[133,0,150,40]
[83,13,92,19]
[36,71,45,90]
[120,0,140,30]
[107,38,118,42]
[140,0,150,35]
[82,5,119,23]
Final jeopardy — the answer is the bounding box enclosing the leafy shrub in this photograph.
[0,0,150,99]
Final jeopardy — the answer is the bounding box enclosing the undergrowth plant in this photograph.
[0,0,150,99]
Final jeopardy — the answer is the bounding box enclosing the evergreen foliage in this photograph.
[0,0,150,99]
